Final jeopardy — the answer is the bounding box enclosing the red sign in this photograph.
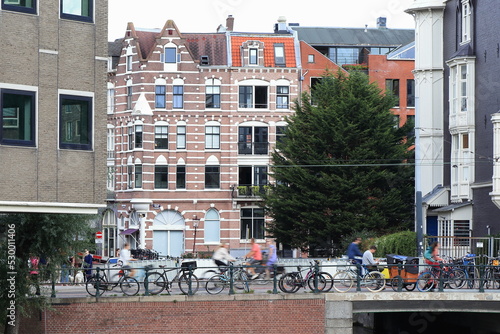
[95,231,103,239]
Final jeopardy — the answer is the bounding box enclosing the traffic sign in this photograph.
[95,231,103,239]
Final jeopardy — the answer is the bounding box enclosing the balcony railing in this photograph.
[235,184,270,198]
[238,142,269,155]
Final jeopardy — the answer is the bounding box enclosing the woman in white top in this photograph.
[212,243,235,270]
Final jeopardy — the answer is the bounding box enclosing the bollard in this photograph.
[313,261,320,293]
[144,266,150,296]
[479,264,485,293]
[272,264,278,294]
[229,262,235,295]
[187,265,193,296]
[438,263,444,292]
[95,267,101,300]
[356,262,361,292]
[51,269,56,298]
[397,263,403,292]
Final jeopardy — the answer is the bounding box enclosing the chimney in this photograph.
[226,15,234,32]
[274,16,288,33]
[377,17,387,29]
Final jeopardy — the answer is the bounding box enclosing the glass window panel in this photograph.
[176,165,186,189]
[155,125,168,149]
[173,85,183,109]
[1,89,35,146]
[164,48,176,63]
[205,166,220,189]
[205,126,220,149]
[134,165,142,188]
[176,126,186,149]
[59,95,92,150]
[155,85,166,108]
[2,0,36,13]
[61,0,92,22]
[155,166,169,189]
[239,86,252,108]
[249,49,258,65]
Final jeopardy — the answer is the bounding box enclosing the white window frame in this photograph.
[461,0,471,44]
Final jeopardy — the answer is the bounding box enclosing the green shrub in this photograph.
[375,231,417,257]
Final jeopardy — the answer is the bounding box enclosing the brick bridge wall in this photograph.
[20,296,325,334]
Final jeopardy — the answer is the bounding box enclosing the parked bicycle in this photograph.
[144,261,200,295]
[416,260,466,292]
[86,267,140,297]
[278,260,333,293]
[332,262,386,293]
[205,265,250,294]
[478,255,500,289]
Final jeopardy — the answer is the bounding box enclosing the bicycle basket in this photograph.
[180,261,197,271]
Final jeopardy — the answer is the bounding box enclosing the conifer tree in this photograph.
[263,71,414,254]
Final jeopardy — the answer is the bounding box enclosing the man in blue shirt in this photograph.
[347,237,363,264]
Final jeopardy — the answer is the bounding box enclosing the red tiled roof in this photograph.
[135,30,159,60]
[231,36,296,67]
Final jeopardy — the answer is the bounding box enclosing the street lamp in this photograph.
[192,215,199,256]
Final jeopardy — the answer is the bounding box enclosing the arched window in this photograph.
[204,209,220,243]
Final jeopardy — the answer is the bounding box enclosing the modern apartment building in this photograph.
[0,0,107,214]
[407,0,500,245]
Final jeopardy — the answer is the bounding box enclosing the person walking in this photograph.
[82,249,93,282]
[245,238,262,279]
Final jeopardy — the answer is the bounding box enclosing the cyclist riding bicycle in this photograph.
[212,243,235,272]
[245,238,262,279]
[424,242,443,268]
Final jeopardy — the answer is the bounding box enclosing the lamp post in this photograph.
[192,215,199,256]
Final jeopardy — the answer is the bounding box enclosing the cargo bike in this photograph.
[386,254,419,291]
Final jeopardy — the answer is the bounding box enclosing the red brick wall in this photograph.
[20,298,325,334]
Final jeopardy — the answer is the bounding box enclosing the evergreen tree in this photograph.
[263,71,414,254]
[0,213,95,333]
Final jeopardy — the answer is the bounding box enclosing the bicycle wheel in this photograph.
[417,272,436,292]
[390,276,403,292]
[279,273,301,293]
[205,274,226,295]
[85,276,107,297]
[448,269,467,289]
[332,271,354,293]
[144,272,166,295]
[363,271,385,292]
[120,276,140,296]
[178,273,199,295]
[232,270,247,290]
[307,272,332,292]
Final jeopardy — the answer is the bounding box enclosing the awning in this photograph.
[120,228,139,235]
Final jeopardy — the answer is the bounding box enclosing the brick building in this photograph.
[105,17,317,257]
[368,42,415,129]
[0,0,107,214]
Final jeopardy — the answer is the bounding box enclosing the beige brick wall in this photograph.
[0,0,108,209]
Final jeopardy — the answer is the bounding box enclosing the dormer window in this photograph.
[164,47,177,63]
[274,44,285,67]
[249,48,258,65]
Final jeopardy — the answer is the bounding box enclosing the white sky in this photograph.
[108,0,416,41]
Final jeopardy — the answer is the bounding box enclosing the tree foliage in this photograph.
[0,213,95,332]
[263,71,415,253]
